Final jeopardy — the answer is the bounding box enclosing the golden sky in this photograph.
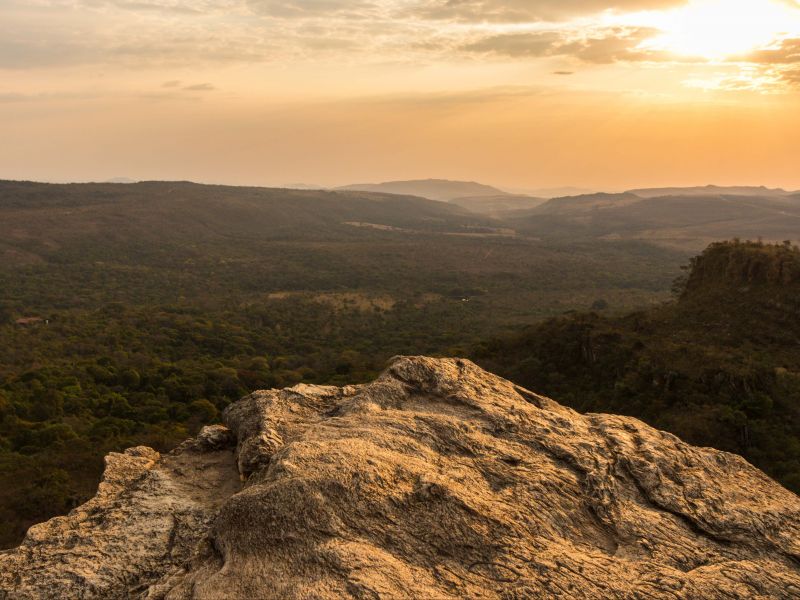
[2,0,799,191]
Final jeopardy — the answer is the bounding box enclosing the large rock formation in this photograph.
[2,357,800,599]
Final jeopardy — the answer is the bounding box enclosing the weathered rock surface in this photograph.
[2,357,800,599]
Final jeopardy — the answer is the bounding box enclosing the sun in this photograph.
[639,0,800,60]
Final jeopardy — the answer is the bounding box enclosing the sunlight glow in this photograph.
[640,0,800,59]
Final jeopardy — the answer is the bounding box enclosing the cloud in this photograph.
[0,0,370,69]
[701,38,800,92]
[780,66,800,84]
[765,64,800,90]
[2,0,798,97]
[0,19,276,69]
[107,1,205,15]
[359,86,548,111]
[409,0,687,23]
[560,28,660,63]
[246,0,376,18]
[0,91,103,102]
[183,83,216,91]
[463,27,662,64]
[746,38,800,64]
[463,32,563,57]
[79,0,685,21]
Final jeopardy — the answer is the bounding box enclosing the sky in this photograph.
[1,0,800,191]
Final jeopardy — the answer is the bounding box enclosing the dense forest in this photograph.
[475,240,800,494]
[0,180,682,548]
[0,298,490,546]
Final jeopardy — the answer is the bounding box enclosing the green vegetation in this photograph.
[474,240,800,494]
[2,181,799,548]
[0,298,491,546]
[0,180,683,548]
[4,181,799,549]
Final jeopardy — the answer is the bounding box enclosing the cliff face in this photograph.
[2,357,799,599]
[683,240,800,291]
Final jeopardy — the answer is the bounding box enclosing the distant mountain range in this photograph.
[336,180,798,201]
[449,194,547,216]
[629,185,794,198]
[335,180,606,203]
[332,181,800,247]
[514,186,597,198]
[16,179,799,255]
[497,189,800,251]
[0,180,492,256]
[336,179,508,202]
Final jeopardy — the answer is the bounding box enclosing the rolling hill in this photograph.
[336,179,508,201]
[0,180,492,244]
[448,194,546,216]
[629,185,795,198]
[502,191,800,251]
[0,180,680,310]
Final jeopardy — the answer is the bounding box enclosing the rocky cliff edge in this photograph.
[2,357,799,599]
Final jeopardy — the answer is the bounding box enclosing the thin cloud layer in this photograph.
[748,38,800,64]
[412,0,686,22]
[463,27,661,63]
[1,0,800,95]
[246,0,377,18]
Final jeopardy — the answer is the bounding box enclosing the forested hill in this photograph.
[336,179,507,201]
[474,240,800,493]
[681,238,800,289]
[500,191,800,251]
[0,179,494,245]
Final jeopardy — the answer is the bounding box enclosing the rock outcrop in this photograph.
[2,357,799,599]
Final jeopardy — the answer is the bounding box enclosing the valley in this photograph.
[1,179,799,549]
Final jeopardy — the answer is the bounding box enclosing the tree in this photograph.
[30,390,64,422]
[188,399,218,424]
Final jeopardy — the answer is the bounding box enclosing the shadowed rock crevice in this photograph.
[1,356,799,599]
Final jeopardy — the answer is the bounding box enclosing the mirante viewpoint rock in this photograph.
[2,357,799,599]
